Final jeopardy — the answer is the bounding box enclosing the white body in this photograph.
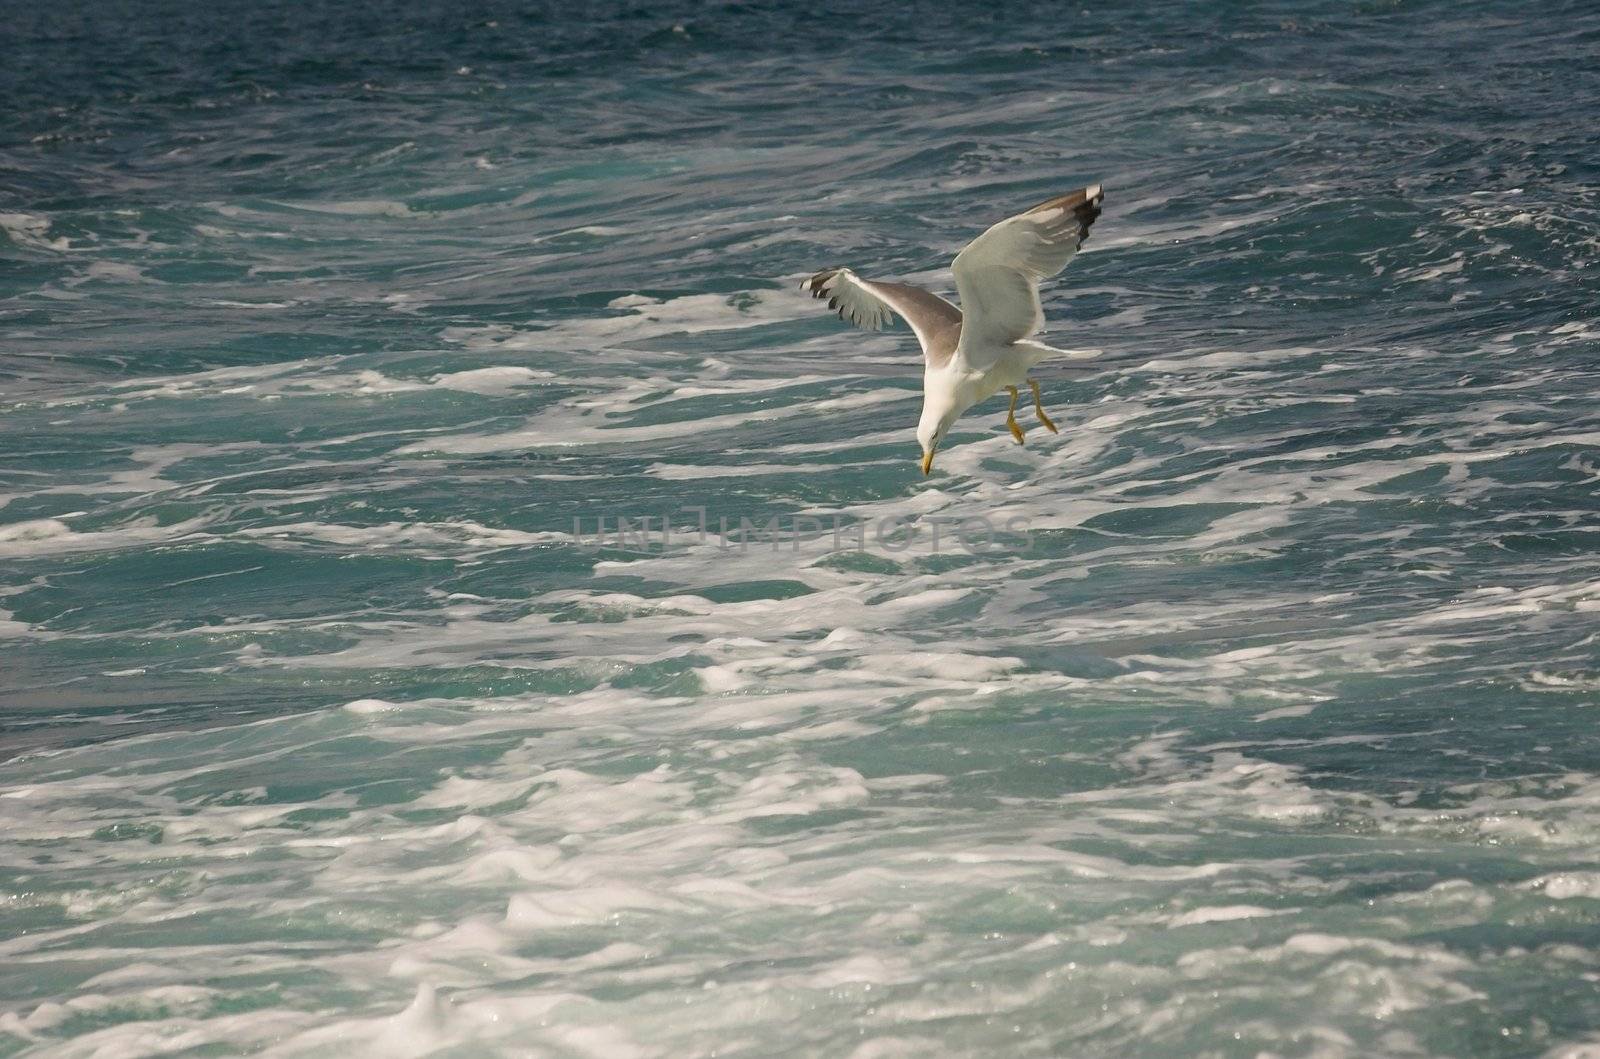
[929,338,1050,419]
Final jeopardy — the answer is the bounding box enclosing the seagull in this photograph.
[803,184,1104,475]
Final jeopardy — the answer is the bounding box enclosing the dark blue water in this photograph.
[3,2,1600,1054]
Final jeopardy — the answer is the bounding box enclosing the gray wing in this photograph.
[802,268,963,368]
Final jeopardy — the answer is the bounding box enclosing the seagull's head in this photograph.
[916,396,959,476]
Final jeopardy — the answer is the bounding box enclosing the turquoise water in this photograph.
[4,1,1600,1054]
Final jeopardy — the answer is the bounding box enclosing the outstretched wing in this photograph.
[951,184,1103,355]
[802,267,963,368]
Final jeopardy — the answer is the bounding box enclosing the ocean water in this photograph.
[3,0,1600,1054]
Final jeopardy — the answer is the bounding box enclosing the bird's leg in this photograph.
[1005,386,1026,445]
[1028,379,1059,434]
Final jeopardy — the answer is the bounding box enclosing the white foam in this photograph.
[0,212,71,251]
[343,698,402,715]
[272,198,422,218]
[236,519,568,553]
[429,366,555,394]
[1168,905,1283,926]
[0,515,213,558]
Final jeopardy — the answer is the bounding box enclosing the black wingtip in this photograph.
[804,267,843,298]
[1075,184,1104,241]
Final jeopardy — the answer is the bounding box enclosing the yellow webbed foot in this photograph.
[1028,379,1058,434]
[1005,386,1026,445]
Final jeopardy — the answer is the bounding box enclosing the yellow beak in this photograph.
[921,451,934,476]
